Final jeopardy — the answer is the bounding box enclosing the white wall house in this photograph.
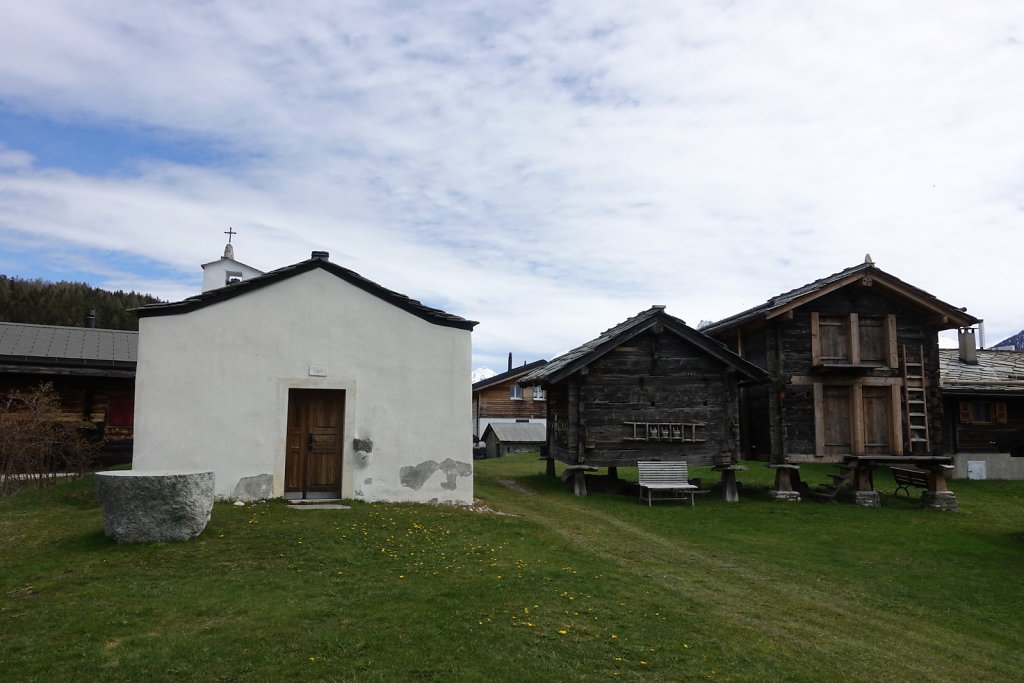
[133,250,477,504]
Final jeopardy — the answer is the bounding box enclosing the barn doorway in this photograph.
[818,384,898,459]
[284,389,345,500]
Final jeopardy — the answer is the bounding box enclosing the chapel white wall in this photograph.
[133,268,473,504]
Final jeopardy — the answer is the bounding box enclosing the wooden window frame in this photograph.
[532,386,546,401]
[810,312,897,367]
[509,384,523,400]
[959,400,1008,425]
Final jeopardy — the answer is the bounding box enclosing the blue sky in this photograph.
[1,1,1022,370]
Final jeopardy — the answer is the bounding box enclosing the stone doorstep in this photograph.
[287,503,351,510]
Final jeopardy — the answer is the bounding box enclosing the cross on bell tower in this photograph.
[223,227,237,259]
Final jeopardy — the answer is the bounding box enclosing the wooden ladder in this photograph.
[901,344,930,454]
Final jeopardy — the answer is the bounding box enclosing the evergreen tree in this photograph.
[0,275,164,330]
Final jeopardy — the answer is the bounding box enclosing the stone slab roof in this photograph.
[939,349,1024,396]
[0,322,138,367]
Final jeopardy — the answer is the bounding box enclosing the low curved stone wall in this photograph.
[95,471,215,544]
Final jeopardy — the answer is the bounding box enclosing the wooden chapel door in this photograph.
[285,389,345,499]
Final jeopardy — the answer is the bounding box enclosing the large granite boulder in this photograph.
[95,471,215,544]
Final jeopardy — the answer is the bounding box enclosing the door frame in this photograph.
[276,379,356,499]
[813,380,904,460]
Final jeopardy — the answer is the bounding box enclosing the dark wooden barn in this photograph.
[521,306,767,496]
[701,258,978,507]
[0,322,137,465]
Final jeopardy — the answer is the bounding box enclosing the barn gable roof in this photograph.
[136,252,478,330]
[702,261,978,336]
[521,306,767,386]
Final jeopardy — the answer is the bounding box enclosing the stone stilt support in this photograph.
[921,465,958,510]
[767,463,802,502]
[854,490,881,507]
[713,464,747,502]
[921,490,958,510]
[545,458,556,478]
[560,465,597,497]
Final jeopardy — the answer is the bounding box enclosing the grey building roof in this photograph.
[522,306,768,386]
[483,422,547,443]
[0,322,138,368]
[137,251,478,331]
[703,261,978,336]
[939,349,1024,396]
[472,359,548,391]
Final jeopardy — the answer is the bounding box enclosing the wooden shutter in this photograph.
[959,401,971,424]
[995,402,1008,424]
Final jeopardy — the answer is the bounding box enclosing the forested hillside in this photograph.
[0,275,163,331]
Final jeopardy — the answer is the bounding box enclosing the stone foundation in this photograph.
[921,490,958,511]
[768,490,801,502]
[853,490,881,507]
[95,470,215,544]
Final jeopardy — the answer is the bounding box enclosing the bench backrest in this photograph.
[892,467,928,484]
[637,461,690,485]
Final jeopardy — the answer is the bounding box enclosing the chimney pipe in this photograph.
[958,327,978,365]
[311,250,329,260]
[84,309,96,328]
[507,353,512,372]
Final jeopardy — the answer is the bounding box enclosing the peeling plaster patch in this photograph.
[353,438,373,452]
[400,461,439,490]
[401,459,472,490]
[363,478,372,486]
[438,459,472,490]
[233,474,273,501]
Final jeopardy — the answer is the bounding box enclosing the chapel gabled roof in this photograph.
[472,359,548,391]
[136,252,478,330]
[521,306,768,386]
[702,260,978,336]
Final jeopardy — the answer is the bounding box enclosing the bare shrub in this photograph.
[0,383,100,495]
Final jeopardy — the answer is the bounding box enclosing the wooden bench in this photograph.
[891,467,929,497]
[637,461,707,506]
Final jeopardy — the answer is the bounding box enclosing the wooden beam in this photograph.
[890,384,904,455]
[851,384,865,455]
[810,312,821,367]
[813,382,825,458]
[885,314,898,368]
[849,313,861,364]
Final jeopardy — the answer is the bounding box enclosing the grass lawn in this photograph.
[2,455,1024,681]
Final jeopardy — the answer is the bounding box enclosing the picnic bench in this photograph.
[891,467,929,497]
[637,461,708,506]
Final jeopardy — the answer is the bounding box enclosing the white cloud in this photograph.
[0,1,1022,369]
